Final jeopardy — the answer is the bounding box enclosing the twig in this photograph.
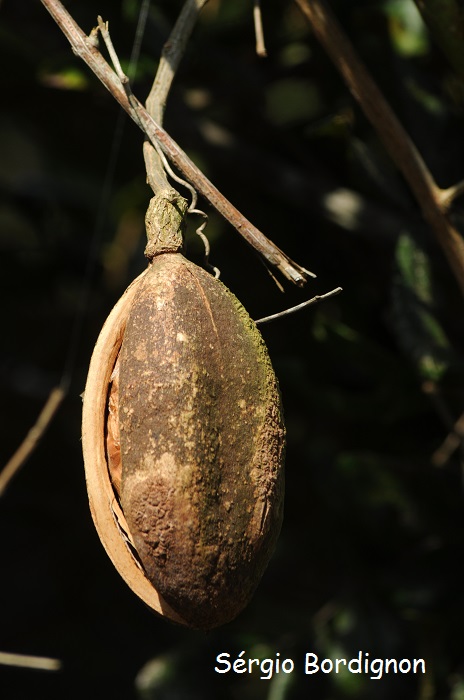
[0,386,65,497]
[40,0,311,286]
[255,286,342,325]
[0,650,62,671]
[139,0,219,275]
[96,17,128,84]
[431,419,464,467]
[253,0,267,57]
[144,0,210,194]
[439,180,464,208]
[294,0,464,299]
[422,380,464,467]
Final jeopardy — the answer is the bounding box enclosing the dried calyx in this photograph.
[82,191,285,629]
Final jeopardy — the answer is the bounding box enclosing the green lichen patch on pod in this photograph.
[118,253,285,629]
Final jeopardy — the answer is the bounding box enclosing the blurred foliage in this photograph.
[392,231,452,381]
[2,0,464,698]
[413,0,464,80]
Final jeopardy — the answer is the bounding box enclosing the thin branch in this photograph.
[422,380,464,467]
[40,0,311,286]
[0,650,62,672]
[431,418,464,467]
[294,0,464,299]
[138,0,219,274]
[0,387,65,497]
[439,179,464,208]
[255,286,342,325]
[144,0,209,193]
[253,0,267,57]
[136,92,314,283]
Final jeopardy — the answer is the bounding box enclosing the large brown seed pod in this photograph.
[82,193,285,629]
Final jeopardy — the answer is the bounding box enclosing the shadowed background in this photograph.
[1,0,464,698]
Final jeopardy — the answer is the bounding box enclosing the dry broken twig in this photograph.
[253,0,267,57]
[0,387,65,497]
[256,286,343,325]
[0,650,62,672]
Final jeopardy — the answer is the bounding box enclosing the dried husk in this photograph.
[117,254,285,629]
[82,194,285,629]
[82,270,188,626]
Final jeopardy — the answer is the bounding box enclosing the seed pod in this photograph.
[82,193,285,629]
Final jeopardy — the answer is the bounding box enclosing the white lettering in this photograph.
[369,659,383,680]
[282,659,294,673]
[260,659,273,680]
[215,651,295,679]
[385,659,398,673]
[321,658,333,673]
[233,651,246,673]
[348,651,362,673]
[215,650,424,680]
[305,653,319,674]
[215,653,231,673]
[399,659,411,674]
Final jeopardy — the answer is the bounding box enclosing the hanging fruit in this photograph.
[82,191,285,629]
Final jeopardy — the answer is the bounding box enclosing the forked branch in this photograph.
[40,0,312,286]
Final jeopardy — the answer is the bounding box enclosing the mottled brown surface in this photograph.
[118,253,285,629]
[106,356,122,499]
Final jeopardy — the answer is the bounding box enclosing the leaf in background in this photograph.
[391,232,451,381]
[38,66,88,91]
[413,0,464,81]
[384,0,429,57]
[265,77,324,127]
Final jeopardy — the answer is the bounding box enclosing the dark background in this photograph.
[2,0,464,698]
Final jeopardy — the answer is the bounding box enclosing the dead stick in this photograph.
[0,650,61,671]
[0,387,65,497]
[256,286,342,325]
